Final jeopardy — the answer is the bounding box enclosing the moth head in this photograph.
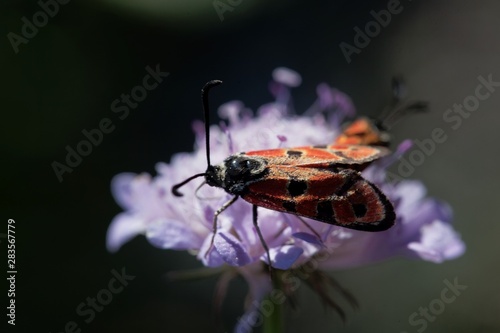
[205,155,268,195]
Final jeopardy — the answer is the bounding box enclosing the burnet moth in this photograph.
[172,80,397,269]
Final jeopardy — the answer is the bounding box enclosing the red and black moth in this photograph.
[172,80,395,267]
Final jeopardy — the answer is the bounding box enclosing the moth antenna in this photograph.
[378,76,428,130]
[381,101,428,130]
[201,80,223,167]
[171,80,223,197]
[391,75,406,105]
[171,173,206,197]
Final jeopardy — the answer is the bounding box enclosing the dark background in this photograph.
[2,0,499,332]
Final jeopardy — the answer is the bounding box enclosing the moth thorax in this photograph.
[210,155,268,195]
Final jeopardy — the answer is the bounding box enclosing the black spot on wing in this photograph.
[345,180,396,232]
[282,200,297,213]
[335,151,346,158]
[316,201,334,221]
[312,144,328,149]
[352,204,367,218]
[287,179,308,197]
[286,150,303,157]
[334,151,354,161]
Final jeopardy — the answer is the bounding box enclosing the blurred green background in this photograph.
[1,0,499,332]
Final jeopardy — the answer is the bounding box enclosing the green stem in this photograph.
[263,295,284,333]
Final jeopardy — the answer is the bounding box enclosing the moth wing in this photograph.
[245,145,390,167]
[294,144,390,167]
[242,167,395,232]
[334,117,390,146]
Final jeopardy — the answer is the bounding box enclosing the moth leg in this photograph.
[296,216,324,246]
[252,205,274,280]
[205,195,239,258]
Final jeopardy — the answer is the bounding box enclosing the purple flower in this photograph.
[107,68,465,332]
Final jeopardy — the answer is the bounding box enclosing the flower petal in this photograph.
[218,101,244,126]
[111,173,138,210]
[272,67,302,87]
[293,232,323,246]
[146,218,203,250]
[316,83,355,117]
[106,213,145,252]
[408,220,466,263]
[264,245,304,270]
[394,180,427,216]
[214,231,251,266]
[198,236,225,267]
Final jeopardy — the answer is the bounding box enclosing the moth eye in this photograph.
[227,158,250,177]
[245,159,257,168]
[234,158,257,170]
[230,158,248,170]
